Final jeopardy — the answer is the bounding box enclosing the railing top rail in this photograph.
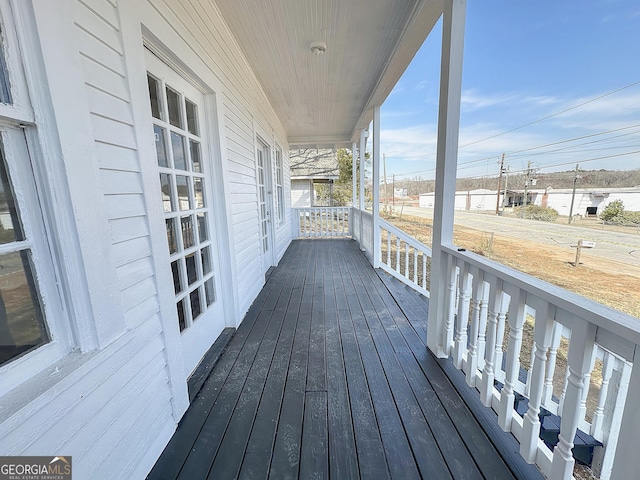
[443,244,640,351]
[379,217,432,256]
[293,206,350,211]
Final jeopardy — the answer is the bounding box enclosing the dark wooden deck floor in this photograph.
[149,239,543,479]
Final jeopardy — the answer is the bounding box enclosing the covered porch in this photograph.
[149,239,541,479]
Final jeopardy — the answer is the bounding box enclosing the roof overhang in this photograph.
[214,0,443,148]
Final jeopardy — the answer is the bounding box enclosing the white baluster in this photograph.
[542,322,563,409]
[386,230,391,265]
[551,318,597,480]
[594,358,632,480]
[498,284,526,431]
[480,275,505,407]
[494,300,508,383]
[591,350,613,440]
[404,243,409,278]
[453,261,472,370]
[578,348,598,433]
[521,298,555,464]
[395,236,400,272]
[442,256,457,356]
[466,267,484,387]
[558,365,570,416]
[525,344,536,398]
[422,252,427,289]
[413,247,418,284]
[477,282,489,370]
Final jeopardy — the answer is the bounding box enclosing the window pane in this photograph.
[160,173,174,212]
[0,148,24,243]
[171,133,187,171]
[176,175,190,210]
[166,86,182,128]
[197,213,208,242]
[147,75,162,120]
[0,251,49,367]
[181,215,194,249]
[201,246,211,276]
[185,100,198,135]
[154,125,168,167]
[171,260,182,294]
[190,288,201,320]
[190,140,201,173]
[204,278,215,306]
[165,218,177,254]
[177,299,186,331]
[193,178,204,209]
[185,252,198,285]
[0,34,12,104]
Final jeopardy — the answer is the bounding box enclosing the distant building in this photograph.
[290,149,339,207]
[394,187,408,198]
[507,187,640,217]
[419,186,640,216]
[419,189,502,211]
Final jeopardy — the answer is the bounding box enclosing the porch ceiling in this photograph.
[214,0,442,148]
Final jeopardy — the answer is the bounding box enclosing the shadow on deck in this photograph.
[148,239,543,479]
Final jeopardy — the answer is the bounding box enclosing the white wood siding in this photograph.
[72,0,158,330]
[153,0,290,315]
[291,179,312,208]
[0,2,178,479]
[1,0,292,477]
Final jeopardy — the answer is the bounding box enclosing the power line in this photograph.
[495,150,640,176]
[390,148,640,180]
[458,80,640,149]
[388,123,640,176]
[456,123,640,168]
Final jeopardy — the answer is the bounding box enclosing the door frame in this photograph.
[256,136,276,274]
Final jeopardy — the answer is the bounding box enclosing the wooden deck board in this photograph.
[148,239,544,480]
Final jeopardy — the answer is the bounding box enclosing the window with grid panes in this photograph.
[275,147,284,225]
[0,14,65,368]
[147,73,216,332]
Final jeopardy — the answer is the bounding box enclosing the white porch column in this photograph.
[610,352,640,480]
[372,105,381,268]
[351,140,357,236]
[352,141,357,207]
[427,0,467,356]
[359,129,366,212]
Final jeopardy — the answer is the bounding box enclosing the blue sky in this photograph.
[380,1,640,181]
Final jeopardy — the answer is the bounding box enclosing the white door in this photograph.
[145,50,225,377]
[256,140,275,274]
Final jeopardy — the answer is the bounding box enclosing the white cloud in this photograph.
[380,87,640,178]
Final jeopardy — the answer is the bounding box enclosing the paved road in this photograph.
[398,206,640,268]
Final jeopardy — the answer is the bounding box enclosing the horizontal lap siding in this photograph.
[74,0,160,329]
[11,1,174,478]
[159,0,289,317]
[0,317,169,480]
[222,77,264,313]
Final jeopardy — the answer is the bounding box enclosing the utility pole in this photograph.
[392,174,395,209]
[495,153,505,215]
[383,153,388,212]
[501,166,509,215]
[568,163,580,224]
[523,161,532,209]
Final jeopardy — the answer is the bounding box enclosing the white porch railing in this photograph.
[378,217,431,298]
[352,208,373,260]
[439,244,638,480]
[292,207,351,238]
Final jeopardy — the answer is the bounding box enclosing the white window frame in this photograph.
[0,0,74,396]
[274,145,285,226]
[145,55,220,334]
